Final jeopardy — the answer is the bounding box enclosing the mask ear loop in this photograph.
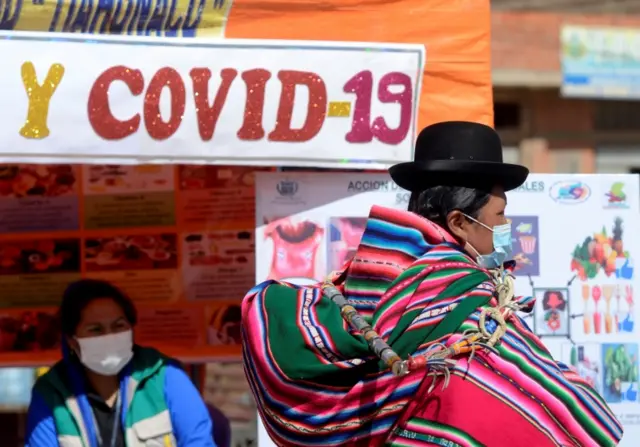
[461,213,494,233]
[464,240,482,259]
[461,213,502,265]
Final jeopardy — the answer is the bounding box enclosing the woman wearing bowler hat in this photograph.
[241,122,623,446]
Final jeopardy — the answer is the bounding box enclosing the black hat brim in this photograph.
[389,160,529,192]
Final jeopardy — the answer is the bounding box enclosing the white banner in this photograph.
[254,172,640,446]
[0,32,424,168]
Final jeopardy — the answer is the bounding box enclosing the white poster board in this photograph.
[254,172,640,446]
[0,32,424,168]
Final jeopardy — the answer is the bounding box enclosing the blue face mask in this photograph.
[463,215,513,269]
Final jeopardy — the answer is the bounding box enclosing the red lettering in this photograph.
[88,66,144,140]
[190,68,237,141]
[89,66,336,145]
[268,71,326,142]
[237,69,271,141]
[344,70,373,143]
[144,67,186,140]
[372,72,413,145]
[344,70,414,145]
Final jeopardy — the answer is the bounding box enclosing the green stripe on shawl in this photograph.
[265,263,491,383]
[264,285,369,382]
[494,343,612,445]
[371,264,428,318]
[385,269,490,360]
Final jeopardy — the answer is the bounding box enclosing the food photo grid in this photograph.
[0,164,263,360]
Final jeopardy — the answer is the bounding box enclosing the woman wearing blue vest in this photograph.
[26,279,217,447]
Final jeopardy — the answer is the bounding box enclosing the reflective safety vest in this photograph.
[33,347,176,447]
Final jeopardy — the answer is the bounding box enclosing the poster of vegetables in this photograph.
[570,217,634,280]
[602,343,639,404]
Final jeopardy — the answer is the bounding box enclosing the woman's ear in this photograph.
[66,336,80,357]
[446,210,468,241]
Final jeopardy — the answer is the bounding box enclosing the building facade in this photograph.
[491,9,640,174]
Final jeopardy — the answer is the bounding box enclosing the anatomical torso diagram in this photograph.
[265,218,325,281]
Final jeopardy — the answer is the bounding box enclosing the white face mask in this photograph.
[75,330,134,376]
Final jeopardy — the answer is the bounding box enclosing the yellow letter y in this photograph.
[20,62,65,139]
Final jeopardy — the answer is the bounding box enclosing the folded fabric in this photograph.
[242,206,623,447]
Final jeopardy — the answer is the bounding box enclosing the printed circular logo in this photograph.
[549,181,591,204]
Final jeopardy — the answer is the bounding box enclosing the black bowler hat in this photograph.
[389,121,529,192]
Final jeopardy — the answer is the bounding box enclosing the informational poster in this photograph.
[0,32,424,169]
[254,172,640,446]
[561,25,640,100]
[0,164,263,366]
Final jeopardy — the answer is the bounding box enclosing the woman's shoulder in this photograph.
[417,243,484,271]
[131,345,181,380]
[32,360,71,401]
[133,345,176,365]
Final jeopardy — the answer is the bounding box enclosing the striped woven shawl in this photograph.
[242,206,623,446]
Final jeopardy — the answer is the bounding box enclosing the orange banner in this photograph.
[225,0,494,128]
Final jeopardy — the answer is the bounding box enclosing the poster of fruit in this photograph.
[570,217,633,280]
